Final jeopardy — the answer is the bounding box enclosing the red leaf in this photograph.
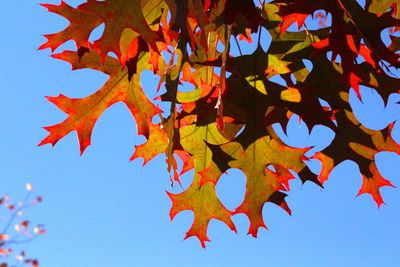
[280,13,308,33]
[357,163,395,207]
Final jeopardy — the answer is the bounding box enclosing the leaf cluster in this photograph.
[40,0,400,247]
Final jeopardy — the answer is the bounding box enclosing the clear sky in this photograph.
[1,1,400,267]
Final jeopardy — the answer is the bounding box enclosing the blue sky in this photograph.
[1,1,400,266]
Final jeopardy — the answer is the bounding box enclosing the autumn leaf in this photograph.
[39,1,101,51]
[39,49,159,154]
[130,122,168,165]
[223,135,307,236]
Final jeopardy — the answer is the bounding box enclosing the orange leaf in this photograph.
[40,50,159,154]
[280,13,308,33]
[357,163,395,207]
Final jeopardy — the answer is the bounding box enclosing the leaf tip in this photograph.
[184,232,210,249]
